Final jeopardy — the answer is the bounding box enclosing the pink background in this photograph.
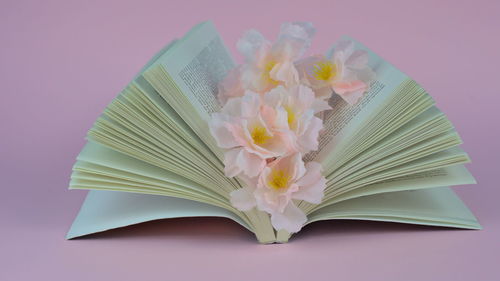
[1,0,499,280]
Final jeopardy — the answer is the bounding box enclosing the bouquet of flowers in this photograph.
[209,22,375,232]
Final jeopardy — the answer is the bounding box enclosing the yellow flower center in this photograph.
[285,106,296,129]
[313,61,336,81]
[268,169,290,190]
[251,125,271,145]
[262,60,280,86]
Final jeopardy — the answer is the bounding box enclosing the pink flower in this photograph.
[217,66,245,105]
[230,153,326,233]
[213,24,365,233]
[218,22,315,103]
[264,85,330,154]
[209,92,292,178]
[296,40,375,104]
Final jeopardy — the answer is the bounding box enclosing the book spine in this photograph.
[276,230,291,243]
[247,210,276,244]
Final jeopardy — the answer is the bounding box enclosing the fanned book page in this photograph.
[67,21,480,244]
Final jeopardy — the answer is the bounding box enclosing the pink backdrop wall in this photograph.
[1,0,499,280]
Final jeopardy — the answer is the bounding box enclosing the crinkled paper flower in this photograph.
[210,22,375,233]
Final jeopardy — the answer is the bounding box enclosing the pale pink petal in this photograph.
[262,86,289,129]
[293,175,326,204]
[346,50,369,69]
[230,186,256,211]
[289,153,307,180]
[223,148,243,177]
[221,96,243,116]
[260,104,288,131]
[254,188,278,214]
[270,129,299,154]
[221,91,261,118]
[333,56,346,80]
[269,153,305,181]
[238,174,259,188]
[224,148,266,178]
[341,89,365,105]
[311,98,332,113]
[273,106,289,130]
[294,109,313,137]
[237,29,270,64]
[279,22,315,45]
[240,91,262,118]
[227,119,252,148]
[274,22,316,59]
[270,202,307,233]
[252,130,291,157]
[259,105,276,127]
[217,66,245,105]
[313,86,334,100]
[276,185,296,212]
[269,61,299,86]
[293,85,316,111]
[237,149,267,178]
[208,113,240,149]
[332,40,355,63]
[295,55,318,77]
[296,162,322,185]
[297,116,323,153]
[260,185,292,214]
[357,67,376,85]
[332,80,368,105]
[294,162,326,204]
[240,65,265,92]
[264,86,287,107]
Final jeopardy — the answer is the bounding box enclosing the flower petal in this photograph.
[270,153,306,181]
[279,22,315,44]
[293,84,316,111]
[223,148,244,177]
[312,97,332,113]
[356,66,376,85]
[240,65,266,92]
[332,80,368,105]
[290,153,307,180]
[217,66,245,105]
[224,148,267,178]
[221,96,243,116]
[208,113,240,149]
[252,129,291,157]
[294,108,313,136]
[270,202,307,233]
[264,86,287,107]
[240,91,262,118]
[297,116,323,153]
[294,162,326,204]
[221,91,261,118]
[312,86,334,100]
[237,29,270,64]
[230,186,256,211]
[269,61,299,86]
[275,22,316,59]
[237,149,267,178]
[331,40,355,63]
[346,50,369,69]
[295,161,322,186]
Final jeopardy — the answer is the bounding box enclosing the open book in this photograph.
[67,22,480,243]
